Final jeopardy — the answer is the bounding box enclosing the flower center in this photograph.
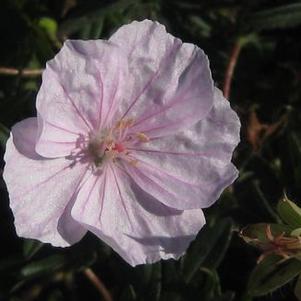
[87,118,149,167]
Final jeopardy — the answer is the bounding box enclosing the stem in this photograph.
[0,67,43,77]
[223,40,242,100]
[83,268,113,301]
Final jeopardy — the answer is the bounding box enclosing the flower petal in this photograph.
[71,165,205,266]
[125,88,240,210]
[36,40,127,158]
[110,20,214,137]
[3,118,88,246]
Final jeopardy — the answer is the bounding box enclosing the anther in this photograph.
[136,132,150,143]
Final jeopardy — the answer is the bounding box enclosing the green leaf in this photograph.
[203,219,233,269]
[199,268,222,297]
[240,223,292,246]
[59,0,136,38]
[251,180,281,223]
[89,18,104,39]
[277,196,301,227]
[31,25,55,61]
[182,218,233,282]
[119,285,137,301]
[291,228,301,237]
[247,255,301,296]
[0,257,24,273]
[22,239,43,260]
[20,254,66,278]
[213,291,235,301]
[188,16,211,37]
[295,274,301,300]
[132,262,161,301]
[38,17,58,42]
[0,122,9,149]
[249,3,301,30]
[147,263,162,301]
[288,133,301,196]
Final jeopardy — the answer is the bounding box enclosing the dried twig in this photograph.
[83,268,113,301]
[0,67,43,77]
[223,40,242,100]
[247,110,287,151]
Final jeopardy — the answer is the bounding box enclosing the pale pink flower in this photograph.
[3,20,240,266]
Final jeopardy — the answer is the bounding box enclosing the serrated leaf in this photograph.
[249,3,301,30]
[277,196,301,227]
[248,255,301,296]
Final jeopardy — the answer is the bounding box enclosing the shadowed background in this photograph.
[1,0,301,300]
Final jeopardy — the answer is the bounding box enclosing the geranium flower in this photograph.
[3,20,240,266]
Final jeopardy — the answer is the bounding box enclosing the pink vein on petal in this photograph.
[131,64,202,129]
[42,164,91,227]
[44,120,81,136]
[101,69,120,127]
[124,162,177,200]
[127,148,213,158]
[133,113,196,136]
[98,167,107,223]
[95,68,104,129]
[12,163,73,201]
[50,71,93,131]
[80,172,102,215]
[127,23,156,58]
[110,165,133,230]
[39,140,76,145]
[128,155,201,188]
[121,39,182,120]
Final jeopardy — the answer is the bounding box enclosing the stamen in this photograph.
[129,159,139,166]
[86,118,149,168]
[115,118,135,129]
[136,132,150,143]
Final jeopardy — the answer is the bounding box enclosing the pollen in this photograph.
[115,118,135,129]
[136,132,150,143]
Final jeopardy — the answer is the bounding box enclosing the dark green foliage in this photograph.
[247,256,301,296]
[248,3,301,31]
[1,0,301,300]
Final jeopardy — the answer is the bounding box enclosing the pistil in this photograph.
[87,118,149,168]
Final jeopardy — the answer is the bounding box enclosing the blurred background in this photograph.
[1,0,301,300]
